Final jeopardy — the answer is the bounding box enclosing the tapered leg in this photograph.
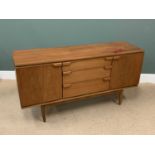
[41,105,46,122]
[118,90,123,105]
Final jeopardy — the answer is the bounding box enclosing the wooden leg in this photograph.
[118,90,123,105]
[41,105,46,122]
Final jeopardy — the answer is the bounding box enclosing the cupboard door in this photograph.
[16,63,62,107]
[43,63,62,102]
[110,53,144,89]
[16,65,44,107]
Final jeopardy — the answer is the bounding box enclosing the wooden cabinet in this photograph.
[13,42,144,122]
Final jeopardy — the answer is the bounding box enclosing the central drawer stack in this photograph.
[62,56,113,98]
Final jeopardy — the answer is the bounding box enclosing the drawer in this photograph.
[63,78,110,98]
[63,57,113,72]
[63,67,111,84]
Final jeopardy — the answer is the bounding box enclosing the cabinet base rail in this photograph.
[40,89,123,122]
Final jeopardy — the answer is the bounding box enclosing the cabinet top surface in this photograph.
[13,42,144,66]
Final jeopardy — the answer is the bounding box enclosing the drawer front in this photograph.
[63,57,113,71]
[63,79,110,98]
[63,67,111,84]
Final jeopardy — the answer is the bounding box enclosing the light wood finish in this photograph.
[13,42,144,122]
[13,42,143,66]
[53,62,62,67]
[63,79,110,98]
[113,56,121,60]
[63,68,111,84]
[63,57,112,72]
[63,70,72,75]
[110,53,144,89]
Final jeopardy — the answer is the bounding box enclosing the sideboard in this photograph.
[13,42,144,122]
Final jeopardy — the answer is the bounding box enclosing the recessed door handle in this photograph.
[63,70,72,75]
[63,83,72,88]
[53,62,62,67]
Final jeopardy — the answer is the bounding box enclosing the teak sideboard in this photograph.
[13,42,144,122]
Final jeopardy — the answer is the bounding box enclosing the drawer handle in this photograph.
[63,62,72,66]
[63,70,72,75]
[63,84,72,88]
[104,65,112,70]
[113,56,120,60]
[103,77,111,81]
[105,57,113,61]
[53,62,62,67]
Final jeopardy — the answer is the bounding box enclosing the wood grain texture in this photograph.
[63,79,110,98]
[16,65,44,107]
[110,53,144,89]
[63,57,112,72]
[16,63,62,107]
[13,42,143,66]
[24,88,124,108]
[63,67,111,84]
[43,63,62,102]
[13,41,144,122]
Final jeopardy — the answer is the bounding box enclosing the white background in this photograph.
[0,0,155,155]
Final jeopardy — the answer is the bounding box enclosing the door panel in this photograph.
[110,53,144,89]
[16,63,62,107]
[16,65,44,107]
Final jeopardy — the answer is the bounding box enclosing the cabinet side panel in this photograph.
[110,52,144,89]
[16,65,44,107]
[43,64,62,102]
